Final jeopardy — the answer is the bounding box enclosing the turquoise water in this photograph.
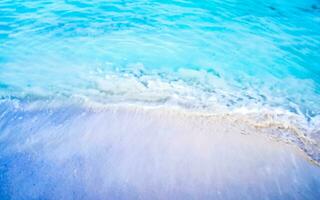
[1,0,320,113]
[1,0,320,199]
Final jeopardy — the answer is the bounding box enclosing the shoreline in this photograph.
[1,99,319,166]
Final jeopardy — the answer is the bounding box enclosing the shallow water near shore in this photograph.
[1,0,320,199]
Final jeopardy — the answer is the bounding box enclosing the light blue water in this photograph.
[1,0,320,199]
[1,0,320,113]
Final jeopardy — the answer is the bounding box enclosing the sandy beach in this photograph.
[1,105,319,199]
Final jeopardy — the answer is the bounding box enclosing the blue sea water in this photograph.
[1,0,320,112]
[0,0,320,199]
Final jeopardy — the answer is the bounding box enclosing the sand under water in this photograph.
[0,102,319,199]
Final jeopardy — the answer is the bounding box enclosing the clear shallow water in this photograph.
[1,0,320,112]
[0,0,320,199]
[1,0,320,154]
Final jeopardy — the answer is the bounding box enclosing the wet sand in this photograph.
[0,105,320,199]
